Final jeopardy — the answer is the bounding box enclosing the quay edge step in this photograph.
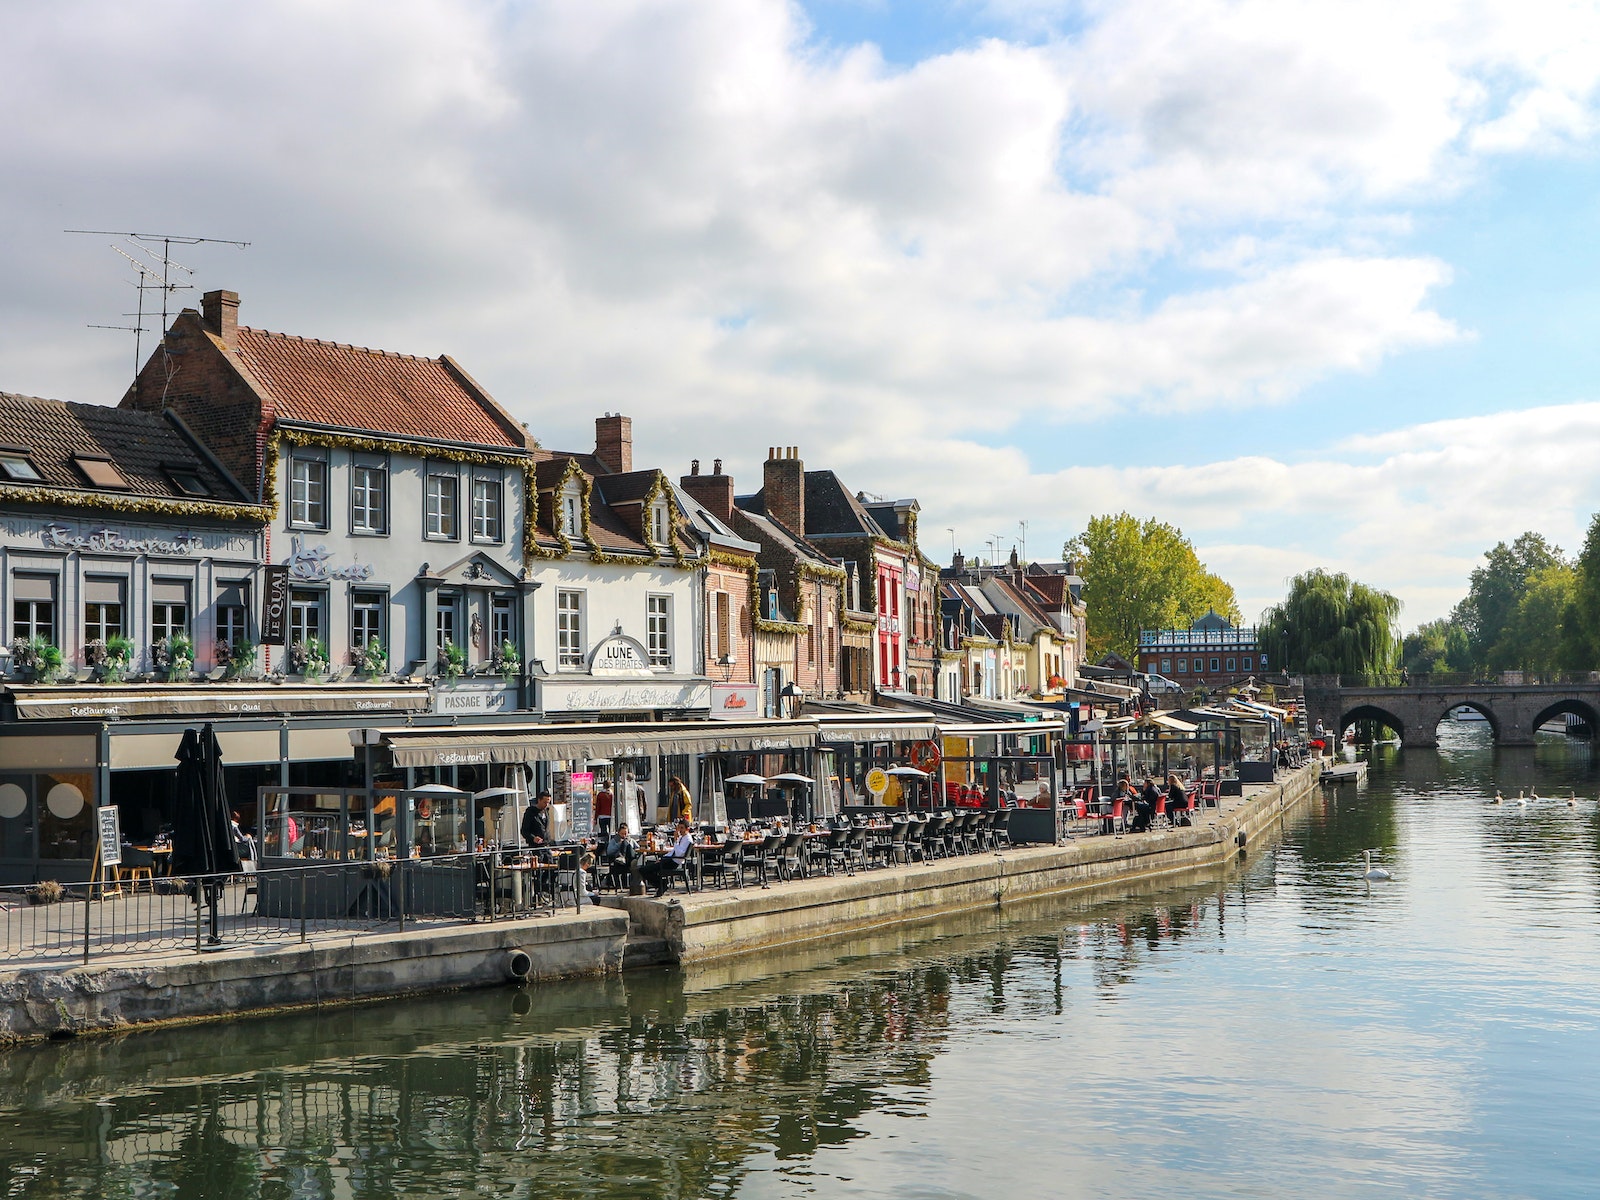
[622,935,674,969]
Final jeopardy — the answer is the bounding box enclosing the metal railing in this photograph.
[0,851,577,967]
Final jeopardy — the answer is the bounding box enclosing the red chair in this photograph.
[1107,797,1124,835]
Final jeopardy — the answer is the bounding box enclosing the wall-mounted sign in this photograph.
[0,516,258,556]
[865,768,889,798]
[710,683,759,720]
[284,535,374,582]
[261,565,290,645]
[588,633,653,677]
[538,677,711,714]
[431,682,514,715]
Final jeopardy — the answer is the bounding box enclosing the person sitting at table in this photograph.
[641,818,694,898]
[604,824,638,890]
[1165,773,1191,825]
[579,852,601,905]
[1131,778,1158,833]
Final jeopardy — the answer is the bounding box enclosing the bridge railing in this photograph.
[1338,671,1600,689]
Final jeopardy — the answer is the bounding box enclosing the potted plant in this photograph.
[289,637,329,679]
[97,635,134,683]
[152,632,195,682]
[491,639,521,682]
[10,636,63,683]
[353,637,388,678]
[436,639,466,680]
[223,638,258,679]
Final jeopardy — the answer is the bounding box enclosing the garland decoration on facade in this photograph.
[842,617,876,635]
[798,560,847,583]
[278,427,532,471]
[0,484,269,523]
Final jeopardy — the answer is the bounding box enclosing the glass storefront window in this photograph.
[38,772,92,859]
[0,775,33,860]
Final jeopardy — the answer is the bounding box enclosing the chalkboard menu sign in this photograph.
[569,771,594,840]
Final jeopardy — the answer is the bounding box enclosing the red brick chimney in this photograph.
[201,289,239,350]
[763,446,805,534]
[681,456,734,523]
[594,414,632,474]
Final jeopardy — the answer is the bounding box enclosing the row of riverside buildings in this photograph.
[0,290,1091,882]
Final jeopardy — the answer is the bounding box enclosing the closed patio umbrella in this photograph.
[171,724,240,944]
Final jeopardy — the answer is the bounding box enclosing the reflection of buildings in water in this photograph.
[1,890,1242,1200]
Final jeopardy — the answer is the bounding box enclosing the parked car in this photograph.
[1140,672,1185,695]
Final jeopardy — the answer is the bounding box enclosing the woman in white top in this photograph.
[643,819,695,897]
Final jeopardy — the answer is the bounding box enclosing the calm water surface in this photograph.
[5,723,1600,1199]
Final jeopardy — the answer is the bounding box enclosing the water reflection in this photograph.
[4,732,1600,1199]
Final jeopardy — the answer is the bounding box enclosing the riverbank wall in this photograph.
[0,762,1318,1045]
[623,760,1320,964]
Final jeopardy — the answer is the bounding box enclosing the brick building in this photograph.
[1137,608,1263,691]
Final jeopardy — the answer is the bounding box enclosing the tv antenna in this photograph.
[68,229,250,403]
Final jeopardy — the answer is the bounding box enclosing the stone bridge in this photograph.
[1301,677,1600,748]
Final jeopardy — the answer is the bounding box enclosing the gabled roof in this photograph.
[531,453,694,558]
[672,482,760,555]
[730,501,841,571]
[233,327,528,451]
[0,392,249,504]
[744,469,890,542]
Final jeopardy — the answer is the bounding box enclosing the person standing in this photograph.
[521,790,552,849]
[668,776,693,825]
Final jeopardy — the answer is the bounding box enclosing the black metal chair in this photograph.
[777,831,806,881]
[921,813,948,860]
[887,819,912,865]
[991,807,1012,847]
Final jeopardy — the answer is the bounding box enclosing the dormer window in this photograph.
[0,449,41,482]
[166,467,209,497]
[650,500,669,547]
[560,485,581,538]
[73,455,129,490]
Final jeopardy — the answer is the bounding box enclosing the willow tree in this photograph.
[1259,569,1401,677]
[1065,513,1239,662]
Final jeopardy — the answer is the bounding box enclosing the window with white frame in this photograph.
[351,590,386,651]
[11,573,56,645]
[471,471,502,543]
[425,463,458,539]
[646,594,671,667]
[557,590,584,666]
[436,594,459,653]
[560,485,581,539]
[491,593,515,650]
[350,454,387,534]
[289,590,324,647]
[150,580,190,643]
[289,452,327,529]
[83,576,125,644]
[217,582,249,654]
[650,500,669,547]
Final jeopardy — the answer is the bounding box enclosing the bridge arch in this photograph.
[1338,705,1406,744]
[1433,699,1501,742]
[1530,697,1599,739]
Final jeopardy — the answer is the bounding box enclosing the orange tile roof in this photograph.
[233,328,525,450]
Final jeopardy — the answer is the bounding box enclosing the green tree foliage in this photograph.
[1495,562,1577,676]
[1451,532,1565,671]
[1064,513,1239,661]
[1402,617,1470,675]
[1560,514,1600,669]
[1259,569,1401,676]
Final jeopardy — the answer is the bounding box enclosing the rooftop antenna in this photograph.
[947,527,955,560]
[1018,519,1028,565]
[68,228,250,404]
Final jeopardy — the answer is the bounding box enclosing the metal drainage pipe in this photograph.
[504,949,533,983]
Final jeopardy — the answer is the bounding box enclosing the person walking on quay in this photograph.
[668,776,693,825]
[642,818,694,898]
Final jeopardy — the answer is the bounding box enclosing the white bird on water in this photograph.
[1492,790,1504,804]
[1530,787,1542,802]
[1517,789,1529,807]
[1569,790,1578,808]
[1363,850,1393,882]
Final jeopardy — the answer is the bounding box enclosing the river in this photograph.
[4,722,1599,1199]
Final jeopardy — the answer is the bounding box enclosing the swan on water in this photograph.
[1492,791,1504,804]
[1516,789,1529,806]
[1570,790,1578,807]
[1363,850,1392,882]
[1530,787,1542,802]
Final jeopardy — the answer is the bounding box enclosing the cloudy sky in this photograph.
[5,0,1600,627]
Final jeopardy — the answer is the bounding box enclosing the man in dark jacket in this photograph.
[521,791,552,847]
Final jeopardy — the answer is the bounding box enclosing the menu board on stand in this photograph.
[569,772,594,841]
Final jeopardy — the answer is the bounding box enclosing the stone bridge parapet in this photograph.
[1301,676,1600,748]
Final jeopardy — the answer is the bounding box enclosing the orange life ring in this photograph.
[909,740,941,772]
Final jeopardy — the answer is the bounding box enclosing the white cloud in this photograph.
[2,0,1599,623]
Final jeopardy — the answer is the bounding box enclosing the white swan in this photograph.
[1363,849,1392,882]
[1529,787,1542,802]
[1570,790,1578,808]
[1492,790,1503,804]
[1516,789,1529,807]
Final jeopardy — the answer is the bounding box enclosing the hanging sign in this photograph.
[261,565,290,645]
[865,768,889,798]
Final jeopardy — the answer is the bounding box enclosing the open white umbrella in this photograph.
[886,765,929,777]
[768,772,815,784]
[725,773,768,785]
[412,783,466,795]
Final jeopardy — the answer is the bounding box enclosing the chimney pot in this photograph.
[690,458,700,476]
[763,445,805,534]
[713,457,722,475]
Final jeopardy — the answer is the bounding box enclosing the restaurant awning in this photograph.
[1144,713,1200,733]
[803,700,938,743]
[937,718,1066,737]
[5,683,433,721]
[376,718,818,768]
